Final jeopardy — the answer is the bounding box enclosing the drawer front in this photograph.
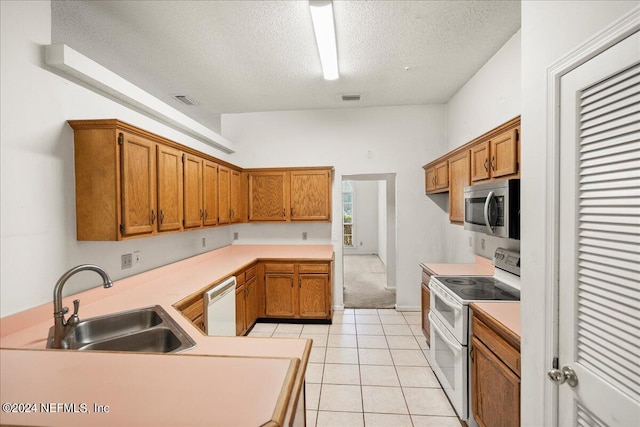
[264,263,295,274]
[235,272,246,287]
[246,265,257,280]
[299,263,329,274]
[421,270,432,285]
[473,317,520,376]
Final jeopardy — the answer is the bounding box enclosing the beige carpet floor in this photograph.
[343,255,395,309]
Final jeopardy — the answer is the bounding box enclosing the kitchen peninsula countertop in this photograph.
[0,244,334,426]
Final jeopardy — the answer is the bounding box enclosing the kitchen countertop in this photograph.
[0,244,334,426]
[470,301,521,341]
[420,255,494,276]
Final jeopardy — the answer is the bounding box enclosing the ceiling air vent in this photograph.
[341,94,361,101]
[173,95,198,106]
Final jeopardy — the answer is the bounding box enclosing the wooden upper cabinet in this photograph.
[230,169,242,223]
[249,171,287,221]
[120,131,156,237]
[218,165,231,225]
[183,153,203,229]
[156,145,183,232]
[470,141,491,182]
[491,127,519,178]
[448,151,470,223]
[290,170,331,221]
[203,160,218,226]
[247,167,333,222]
[424,160,449,194]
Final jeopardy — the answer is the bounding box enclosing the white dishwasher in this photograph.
[203,276,236,336]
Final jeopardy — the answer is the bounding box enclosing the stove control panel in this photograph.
[494,248,521,276]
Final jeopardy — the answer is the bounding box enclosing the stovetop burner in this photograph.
[433,275,520,302]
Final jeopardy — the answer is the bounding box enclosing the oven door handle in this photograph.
[429,312,463,353]
[429,282,462,312]
[484,190,495,234]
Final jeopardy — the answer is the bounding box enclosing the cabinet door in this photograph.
[183,154,203,229]
[435,161,449,189]
[490,128,519,178]
[264,274,295,317]
[218,165,231,224]
[471,336,520,427]
[230,169,242,223]
[120,132,156,236]
[470,141,491,182]
[203,161,218,226]
[290,170,331,221]
[248,171,288,221]
[448,151,470,223]
[156,145,183,232]
[421,283,431,345]
[235,284,246,336]
[299,274,330,318]
[425,166,436,193]
[245,276,258,328]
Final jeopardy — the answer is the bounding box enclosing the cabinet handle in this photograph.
[491,156,496,171]
[432,176,436,185]
[283,208,286,218]
[200,209,204,219]
[470,344,475,361]
[204,210,208,220]
[229,209,232,219]
[291,207,294,217]
[483,158,488,172]
[299,278,302,288]
[159,210,164,224]
[151,210,156,225]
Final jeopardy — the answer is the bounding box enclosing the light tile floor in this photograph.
[248,309,461,427]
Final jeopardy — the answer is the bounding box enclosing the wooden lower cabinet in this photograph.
[235,282,246,336]
[471,311,521,427]
[420,265,434,345]
[262,262,332,320]
[175,294,205,332]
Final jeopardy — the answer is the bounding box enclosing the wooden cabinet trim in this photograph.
[298,264,330,274]
[264,263,296,274]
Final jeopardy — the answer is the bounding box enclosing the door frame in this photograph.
[544,8,640,426]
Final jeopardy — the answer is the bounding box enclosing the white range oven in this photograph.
[428,248,521,422]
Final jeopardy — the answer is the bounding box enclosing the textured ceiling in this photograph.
[52,1,521,132]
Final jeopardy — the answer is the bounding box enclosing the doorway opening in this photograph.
[341,174,396,309]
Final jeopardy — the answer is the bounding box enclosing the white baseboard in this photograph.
[384,285,396,291]
[394,305,420,312]
[333,305,345,311]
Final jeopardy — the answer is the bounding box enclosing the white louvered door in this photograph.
[558,30,640,427]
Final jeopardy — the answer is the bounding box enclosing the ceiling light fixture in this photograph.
[309,0,339,80]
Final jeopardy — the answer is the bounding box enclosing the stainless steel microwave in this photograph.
[463,179,520,240]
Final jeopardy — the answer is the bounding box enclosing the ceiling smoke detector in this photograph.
[341,94,361,101]
[173,95,198,106]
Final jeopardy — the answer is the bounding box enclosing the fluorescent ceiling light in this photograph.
[309,0,339,80]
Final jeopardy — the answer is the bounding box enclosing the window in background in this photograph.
[342,181,354,247]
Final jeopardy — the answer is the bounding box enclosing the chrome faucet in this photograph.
[51,264,114,349]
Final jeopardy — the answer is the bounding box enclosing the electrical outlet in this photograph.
[233,232,239,240]
[481,238,486,250]
[133,251,141,266]
[302,232,308,240]
[121,253,132,269]
[202,237,206,248]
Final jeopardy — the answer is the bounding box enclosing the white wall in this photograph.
[440,30,522,263]
[344,180,379,255]
[222,106,448,310]
[0,1,234,317]
[377,181,387,266]
[520,2,638,425]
